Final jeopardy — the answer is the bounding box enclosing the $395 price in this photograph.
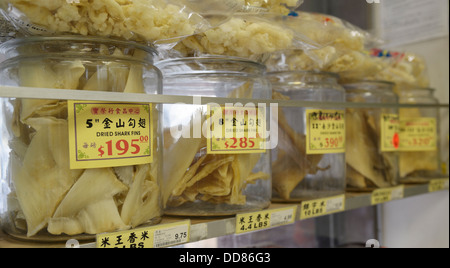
[98,136,149,157]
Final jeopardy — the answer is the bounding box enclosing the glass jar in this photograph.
[156,56,272,216]
[0,36,163,242]
[398,87,441,183]
[343,81,400,191]
[268,71,346,202]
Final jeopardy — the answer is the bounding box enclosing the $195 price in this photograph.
[98,136,149,157]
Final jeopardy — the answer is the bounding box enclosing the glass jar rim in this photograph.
[0,35,158,57]
[155,56,266,70]
[342,80,396,90]
[401,86,436,93]
[267,70,340,79]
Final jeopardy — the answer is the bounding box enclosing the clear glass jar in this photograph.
[398,87,441,183]
[0,36,163,242]
[343,81,400,190]
[268,71,346,202]
[156,56,272,216]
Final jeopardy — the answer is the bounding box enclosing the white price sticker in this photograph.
[391,186,404,200]
[153,221,190,248]
[270,206,297,227]
[326,195,345,213]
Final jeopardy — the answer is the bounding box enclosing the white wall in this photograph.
[381,36,449,248]
[373,3,450,248]
[382,191,449,248]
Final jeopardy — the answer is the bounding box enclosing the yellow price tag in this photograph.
[429,179,449,193]
[236,206,297,234]
[399,117,437,152]
[371,185,404,205]
[299,195,345,220]
[306,109,346,155]
[68,101,153,169]
[207,105,266,154]
[96,220,190,248]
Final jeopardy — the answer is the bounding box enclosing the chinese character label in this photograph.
[68,101,153,169]
[371,186,404,205]
[207,105,266,154]
[381,114,400,152]
[96,221,190,248]
[299,195,345,220]
[97,229,152,248]
[235,206,296,234]
[306,109,346,155]
[428,179,449,193]
[399,117,437,152]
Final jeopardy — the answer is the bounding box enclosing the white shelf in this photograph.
[0,180,447,248]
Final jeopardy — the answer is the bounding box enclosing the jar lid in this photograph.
[342,80,395,91]
[155,56,266,76]
[268,70,339,78]
[267,70,341,86]
[0,35,157,62]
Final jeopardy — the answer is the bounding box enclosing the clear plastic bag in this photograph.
[240,0,304,14]
[0,14,18,47]
[265,12,384,82]
[166,12,320,62]
[0,0,241,44]
[368,49,430,93]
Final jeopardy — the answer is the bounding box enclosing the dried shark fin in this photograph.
[346,109,390,188]
[162,108,205,207]
[48,168,129,235]
[52,168,128,218]
[48,198,128,236]
[13,119,81,236]
[121,164,161,228]
[272,150,305,200]
[19,60,85,122]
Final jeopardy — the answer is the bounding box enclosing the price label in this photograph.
[299,195,345,220]
[153,221,190,248]
[306,109,346,155]
[381,114,400,152]
[371,185,404,205]
[96,221,190,248]
[270,206,297,228]
[97,227,153,248]
[428,179,449,193]
[399,117,437,151]
[207,105,266,154]
[236,206,296,234]
[68,101,153,169]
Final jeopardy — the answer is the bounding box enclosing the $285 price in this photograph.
[98,136,149,157]
[224,137,256,149]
